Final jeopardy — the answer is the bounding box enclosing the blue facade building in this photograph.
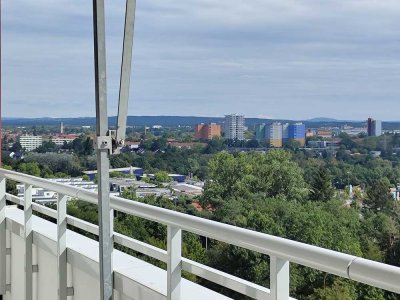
[288,123,306,146]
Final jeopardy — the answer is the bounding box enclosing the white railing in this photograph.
[0,168,400,300]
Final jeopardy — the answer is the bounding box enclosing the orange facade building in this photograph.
[194,123,221,140]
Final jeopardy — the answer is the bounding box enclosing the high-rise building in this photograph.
[255,124,266,141]
[367,118,373,136]
[266,122,283,147]
[194,123,221,140]
[224,114,245,140]
[19,135,43,151]
[282,123,289,144]
[367,118,382,137]
[288,123,306,146]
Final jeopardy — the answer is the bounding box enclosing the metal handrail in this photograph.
[1,168,400,295]
[5,193,270,299]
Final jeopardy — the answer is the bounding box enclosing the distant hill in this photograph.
[2,116,399,130]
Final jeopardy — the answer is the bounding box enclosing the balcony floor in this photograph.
[3,206,232,300]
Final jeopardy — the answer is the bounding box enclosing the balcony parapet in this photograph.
[0,169,400,300]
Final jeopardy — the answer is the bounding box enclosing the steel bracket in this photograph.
[94,136,112,153]
[67,287,74,296]
[108,130,124,155]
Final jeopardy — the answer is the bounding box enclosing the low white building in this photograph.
[19,135,43,151]
[16,178,97,204]
[50,134,79,146]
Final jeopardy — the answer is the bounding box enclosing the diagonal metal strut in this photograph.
[116,0,137,149]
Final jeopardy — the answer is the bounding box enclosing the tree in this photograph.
[10,142,22,152]
[201,150,308,208]
[364,179,394,213]
[110,171,125,178]
[245,139,259,148]
[36,141,58,153]
[69,136,94,155]
[284,139,301,150]
[154,171,171,183]
[18,162,41,177]
[203,138,226,154]
[309,167,335,202]
[23,153,82,176]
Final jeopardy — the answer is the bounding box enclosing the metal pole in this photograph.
[116,0,136,144]
[24,184,33,300]
[57,194,68,300]
[92,1,113,299]
[0,178,5,296]
[270,256,289,300]
[167,225,182,300]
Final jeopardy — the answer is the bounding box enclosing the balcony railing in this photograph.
[0,168,400,300]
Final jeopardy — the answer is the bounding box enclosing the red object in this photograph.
[0,0,2,167]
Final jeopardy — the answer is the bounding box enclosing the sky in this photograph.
[3,0,400,121]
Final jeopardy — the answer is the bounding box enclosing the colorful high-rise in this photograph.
[288,123,306,146]
[266,122,283,147]
[194,123,221,140]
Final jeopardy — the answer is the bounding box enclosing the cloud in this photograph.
[3,0,400,120]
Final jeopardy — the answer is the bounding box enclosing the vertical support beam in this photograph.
[24,184,33,300]
[0,178,6,295]
[116,0,136,143]
[167,226,181,300]
[57,194,68,300]
[92,1,113,299]
[270,256,290,300]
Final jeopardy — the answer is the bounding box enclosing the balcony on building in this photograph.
[0,169,399,300]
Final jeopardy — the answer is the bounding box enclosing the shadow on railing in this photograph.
[1,168,400,300]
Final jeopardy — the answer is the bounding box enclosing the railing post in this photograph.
[92,0,113,299]
[57,194,68,300]
[167,225,181,300]
[0,178,6,295]
[24,184,33,300]
[270,256,290,300]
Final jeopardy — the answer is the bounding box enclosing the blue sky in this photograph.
[3,0,400,120]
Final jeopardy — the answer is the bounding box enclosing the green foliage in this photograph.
[18,162,41,176]
[308,278,357,300]
[10,142,23,152]
[35,141,58,153]
[23,153,82,176]
[203,138,226,154]
[154,171,171,183]
[309,167,335,201]
[201,150,308,207]
[109,171,126,178]
[62,135,93,155]
[364,178,394,213]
